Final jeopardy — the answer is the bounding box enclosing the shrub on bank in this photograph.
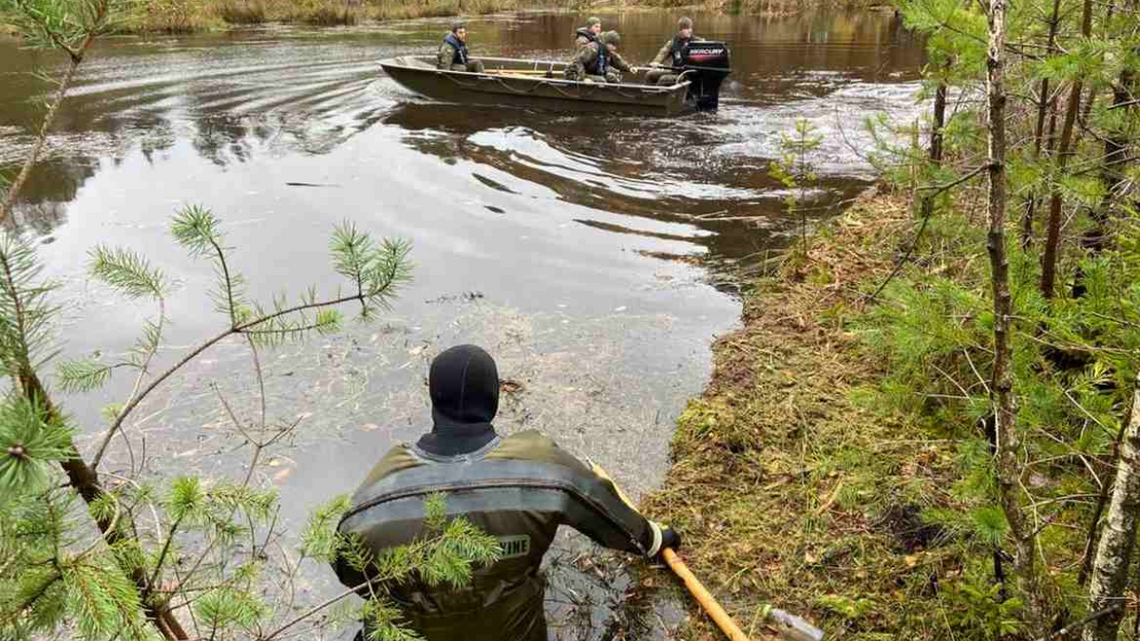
[216,0,267,24]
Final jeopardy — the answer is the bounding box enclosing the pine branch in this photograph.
[91,291,366,472]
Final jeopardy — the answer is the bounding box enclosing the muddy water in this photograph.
[1,9,923,638]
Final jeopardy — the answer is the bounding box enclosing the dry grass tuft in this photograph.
[641,190,974,640]
[216,0,267,24]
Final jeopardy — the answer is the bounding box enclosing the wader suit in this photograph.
[334,345,673,641]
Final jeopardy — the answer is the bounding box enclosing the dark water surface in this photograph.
[1,9,923,638]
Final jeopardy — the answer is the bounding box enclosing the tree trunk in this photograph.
[1018,0,1064,249]
[1082,375,1140,641]
[1040,0,1095,299]
[931,80,947,165]
[21,370,188,640]
[985,0,1046,631]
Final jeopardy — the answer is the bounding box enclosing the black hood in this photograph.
[417,344,499,455]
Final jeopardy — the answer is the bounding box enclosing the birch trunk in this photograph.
[1082,376,1140,641]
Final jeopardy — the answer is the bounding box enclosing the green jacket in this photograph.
[335,431,662,641]
[651,34,704,67]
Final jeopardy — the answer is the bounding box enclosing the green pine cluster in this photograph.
[850,0,1140,635]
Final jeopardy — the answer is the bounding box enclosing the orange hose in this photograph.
[662,548,751,641]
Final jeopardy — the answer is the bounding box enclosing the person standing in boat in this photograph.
[645,16,703,86]
[333,344,681,641]
[437,20,485,73]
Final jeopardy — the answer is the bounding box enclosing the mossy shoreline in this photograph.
[642,190,972,640]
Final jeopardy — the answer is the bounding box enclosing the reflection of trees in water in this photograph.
[0,156,98,236]
[192,115,259,166]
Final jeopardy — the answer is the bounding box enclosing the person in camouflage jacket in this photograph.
[437,20,485,73]
[565,30,635,83]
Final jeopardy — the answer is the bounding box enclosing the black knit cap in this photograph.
[429,344,499,428]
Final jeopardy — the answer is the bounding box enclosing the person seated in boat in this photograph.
[332,344,682,641]
[437,20,485,73]
[565,30,631,83]
[573,15,603,49]
[646,16,703,86]
[601,31,638,83]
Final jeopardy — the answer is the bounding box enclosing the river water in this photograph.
[1,9,923,639]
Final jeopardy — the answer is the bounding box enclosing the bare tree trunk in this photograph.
[1082,375,1140,641]
[1040,0,1095,298]
[985,0,1046,631]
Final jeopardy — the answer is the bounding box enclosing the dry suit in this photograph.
[334,345,672,641]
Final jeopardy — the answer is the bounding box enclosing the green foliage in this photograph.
[0,232,59,372]
[362,598,421,641]
[0,0,121,52]
[171,204,248,322]
[814,593,876,620]
[331,222,414,319]
[943,569,1023,636]
[65,558,150,640]
[195,586,267,632]
[56,358,113,393]
[89,246,167,300]
[301,493,352,563]
[769,119,823,253]
[0,396,74,493]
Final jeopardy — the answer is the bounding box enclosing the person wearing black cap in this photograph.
[437,19,485,73]
[646,16,703,86]
[334,344,680,641]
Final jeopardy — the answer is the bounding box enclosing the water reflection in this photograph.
[2,10,922,248]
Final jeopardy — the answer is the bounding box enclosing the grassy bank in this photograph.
[116,0,545,34]
[643,191,988,639]
[108,0,869,34]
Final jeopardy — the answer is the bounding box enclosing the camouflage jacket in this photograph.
[437,33,468,70]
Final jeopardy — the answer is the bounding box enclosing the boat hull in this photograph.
[380,56,693,116]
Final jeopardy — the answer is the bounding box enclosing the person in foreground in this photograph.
[437,20,485,73]
[334,344,680,641]
[646,16,702,86]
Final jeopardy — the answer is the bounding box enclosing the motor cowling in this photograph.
[681,41,731,111]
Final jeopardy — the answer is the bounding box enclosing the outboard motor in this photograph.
[680,41,731,111]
